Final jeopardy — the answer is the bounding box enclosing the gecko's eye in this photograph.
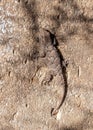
[36,37,39,43]
[25,0,28,5]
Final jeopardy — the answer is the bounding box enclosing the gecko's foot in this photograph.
[51,108,59,116]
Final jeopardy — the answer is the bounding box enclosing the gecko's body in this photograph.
[39,29,65,116]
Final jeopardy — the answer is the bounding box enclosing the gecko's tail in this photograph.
[51,85,65,116]
[51,108,59,116]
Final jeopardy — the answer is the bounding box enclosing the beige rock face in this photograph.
[0,0,93,130]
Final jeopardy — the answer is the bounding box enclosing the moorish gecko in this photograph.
[38,28,65,116]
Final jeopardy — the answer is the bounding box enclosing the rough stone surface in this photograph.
[0,0,93,130]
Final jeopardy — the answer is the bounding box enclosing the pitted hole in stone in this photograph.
[25,103,28,108]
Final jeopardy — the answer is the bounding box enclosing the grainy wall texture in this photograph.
[0,0,93,130]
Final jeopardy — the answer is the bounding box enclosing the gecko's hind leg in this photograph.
[41,70,55,85]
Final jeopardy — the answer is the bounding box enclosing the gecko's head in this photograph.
[39,28,52,46]
[39,28,58,47]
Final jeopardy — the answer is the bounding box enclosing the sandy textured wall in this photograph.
[0,0,93,130]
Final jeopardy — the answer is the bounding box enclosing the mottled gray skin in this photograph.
[39,29,65,116]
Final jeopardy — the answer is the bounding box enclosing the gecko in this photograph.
[38,28,65,116]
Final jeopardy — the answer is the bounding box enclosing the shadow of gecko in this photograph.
[49,30,68,116]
